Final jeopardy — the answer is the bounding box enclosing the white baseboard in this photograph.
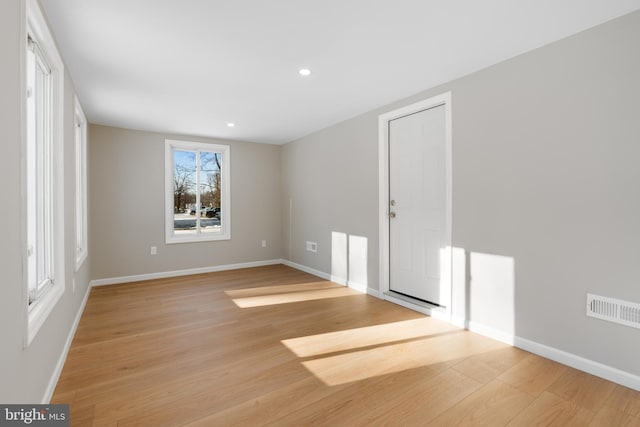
[281,260,373,293]
[415,314,639,392]
[514,336,640,392]
[450,315,466,329]
[280,259,333,282]
[42,283,92,403]
[332,276,348,286]
[282,261,389,297]
[469,321,515,346]
[449,316,515,346]
[367,288,383,299]
[347,280,367,293]
[382,293,433,316]
[90,259,283,287]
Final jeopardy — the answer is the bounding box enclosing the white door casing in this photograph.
[378,92,452,315]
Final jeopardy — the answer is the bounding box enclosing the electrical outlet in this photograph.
[261,240,267,248]
[306,241,317,252]
[150,246,157,255]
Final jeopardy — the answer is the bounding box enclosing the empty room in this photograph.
[1,0,640,425]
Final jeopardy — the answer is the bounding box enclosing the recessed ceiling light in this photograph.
[299,68,312,77]
[227,122,235,127]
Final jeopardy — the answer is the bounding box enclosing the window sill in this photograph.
[166,233,231,245]
[27,283,64,346]
[75,250,87,272]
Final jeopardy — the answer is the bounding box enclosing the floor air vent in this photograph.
[587,293,640,329]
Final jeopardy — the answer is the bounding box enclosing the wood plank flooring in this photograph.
[52,264,640,426]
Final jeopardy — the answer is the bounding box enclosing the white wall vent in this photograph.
[586,293,640,330]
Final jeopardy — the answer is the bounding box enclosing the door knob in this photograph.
[389,212,396,219]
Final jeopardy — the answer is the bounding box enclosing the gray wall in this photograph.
[0,0,92,402]
[89,125,283,280]
[282,11,640,376]
[281,113,379,281]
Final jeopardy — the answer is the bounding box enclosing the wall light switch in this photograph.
[150,246,157,255]
[261,240,267,248]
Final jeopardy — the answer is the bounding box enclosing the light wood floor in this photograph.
[52,264,640,426]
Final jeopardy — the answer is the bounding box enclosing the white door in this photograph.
[388,104,449,307]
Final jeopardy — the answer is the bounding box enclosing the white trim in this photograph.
[378,112,389,299]
[447,315,639,391]
[347,280,367,293]
[281,260,381,295]
[90,259,282,287]
[332,276,348,286]
[450,315,467,330]
[26,0,64,71]
[19,0,28,352]
[382,292,451,322]
[514,336,640,392]
[24,0,66,347]
[281,260,369,292]
[92,259,361,288]
[467,320,514,345]
[74,96,88,272]
[27,285,64,345]
[367,288,383,299]
[91,259,371,289]
[378,92,453,316]
[280,259,333,282]
[41,283,91,403]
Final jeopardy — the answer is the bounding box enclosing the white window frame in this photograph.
[165,139,231,243]
[74,97,88,270]
[23,0,66,346]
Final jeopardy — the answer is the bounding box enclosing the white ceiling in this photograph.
[40,0,640,145]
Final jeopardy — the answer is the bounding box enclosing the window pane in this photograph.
[75,122,83,255]
[26,47,37,303]
[165,140,230,243]
[173,150,197,235]
[27,40,54,305]
[74,101,88,269]
[199,151,221,234]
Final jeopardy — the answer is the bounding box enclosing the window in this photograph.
[26,35,53,307]
[74,98,88,270]
[25,0,65,344]
[165,140,230,243]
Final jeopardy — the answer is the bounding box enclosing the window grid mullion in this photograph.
[195,150,201,234]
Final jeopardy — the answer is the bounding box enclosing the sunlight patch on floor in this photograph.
[225,281,340,298]
[229,286,359,308]
[282,317,461,358]
[301,332,509,386]
[289,322,510,386]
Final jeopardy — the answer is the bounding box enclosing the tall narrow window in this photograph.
[26,35,53,306]
[25,0,66,344]
[165,140,231,243]
[74,98,88,270]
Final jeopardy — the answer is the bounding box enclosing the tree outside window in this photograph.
[165,140,230,243]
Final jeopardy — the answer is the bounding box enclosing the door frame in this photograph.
[378,92,453,319]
